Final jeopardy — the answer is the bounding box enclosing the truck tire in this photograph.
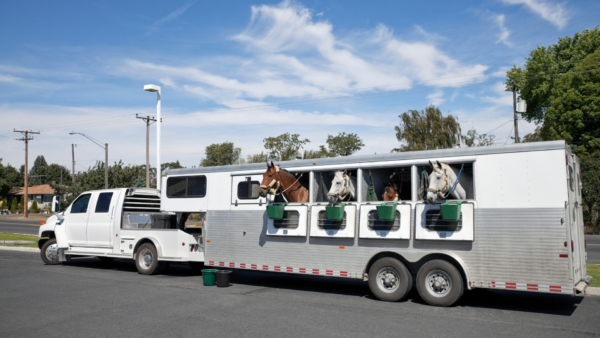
[41,239,61,265]
[135,243,161,275]
[416,259,464,307]
[368,257,413,302]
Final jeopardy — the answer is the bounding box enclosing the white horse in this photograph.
[327,170,356,205]
[426,160,466,204]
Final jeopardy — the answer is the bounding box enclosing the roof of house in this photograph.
[14,184,55,195]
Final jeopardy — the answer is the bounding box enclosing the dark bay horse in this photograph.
[258,161,309,203]
[382,182,399,201]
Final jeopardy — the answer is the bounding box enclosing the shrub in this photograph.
[1,199,6,211]
[10,197,17,213]
[19,196,25,212]
[30,200,39,213]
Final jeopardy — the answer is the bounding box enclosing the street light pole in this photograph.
[69,132,108,189]
[144,84,162,190]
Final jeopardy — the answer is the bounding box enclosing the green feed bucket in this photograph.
[267,204,286,220]
[202,269,217,286]
[326,203,345,221]
[440,201,462,222]
[376,202,397,221]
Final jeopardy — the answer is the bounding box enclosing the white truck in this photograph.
[38,187,204,274]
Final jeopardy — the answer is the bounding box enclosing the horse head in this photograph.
[327,170,354,205]
[259,161,279,198]
[382,182,399,201]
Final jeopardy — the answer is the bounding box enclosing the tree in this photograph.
[19,196,25,212]
[161,160,185,171]
[34,163,72,185]
[581,151,600,233]
[303,146,329,159]
[133,177,146,187]
[0,159,23,198]
[1,199,7,211]
[394,105,462,152]
[10,197,17,213]
[200,142,241,167]
[263,133,310,161]
[463,130,495,147]
[246,152,269,164]
[324,132,364,156]
[29,155,48,177]
[505,27,600,124]
[541,49,600,154]
[522,126,543,143]
[30,200,39,213]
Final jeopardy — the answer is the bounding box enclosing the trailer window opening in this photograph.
[166,176,206,198]
[95,192,113,213]
[367,210,400,230]
[417,162,474,201]
[238,181,260,199]
[71,194,91,213]
[357,167,411,202]
[273,211,299,229]
[317,211,347,230]
[425,210,462,231]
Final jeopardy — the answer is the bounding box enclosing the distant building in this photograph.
[12,184,56,209]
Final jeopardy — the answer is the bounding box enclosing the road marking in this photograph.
[587,244,600,246]
[0,222,41,226]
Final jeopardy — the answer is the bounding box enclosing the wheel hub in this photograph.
[143,253,152,266]
[425,269,452,297]
[46,244,59,262]
[377,267,400,293]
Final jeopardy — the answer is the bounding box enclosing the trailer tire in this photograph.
[41,239,61,265]
[416,259,464,307]
[135,243,161,275]
[368,257,412,302]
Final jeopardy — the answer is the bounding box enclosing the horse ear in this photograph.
[266,161,270,168]
[436,160,443,169]
[429,160,435,168]
[270,161,274,168]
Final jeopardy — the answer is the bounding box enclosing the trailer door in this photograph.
[567,157,583,282]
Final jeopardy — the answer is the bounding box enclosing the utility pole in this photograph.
[14,129,40,218]
[512,82,520,143]
[136,114,157,188]
[72,144,76,183]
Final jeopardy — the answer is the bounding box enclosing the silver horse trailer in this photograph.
[161,140,591,306]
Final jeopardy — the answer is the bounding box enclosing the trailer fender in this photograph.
[133,237,163,260]
[436,252,472,290]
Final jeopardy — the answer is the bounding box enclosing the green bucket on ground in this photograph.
[202,269,217,286]
[376,202,397,221]
[267,204,286,220]
[326,203,345,221]
[440,201,462,222]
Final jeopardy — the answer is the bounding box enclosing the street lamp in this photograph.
[144,84,161,190]
[70,132,109,189]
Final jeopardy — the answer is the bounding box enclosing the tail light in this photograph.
[572,240,574,252]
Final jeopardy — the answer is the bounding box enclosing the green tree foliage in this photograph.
[29,155,48,177]
[133,177,146,187]
[263,133,310,161]
[1,199,7,211]
[33,164,72,185]
[246,152,269,164]
[0,159,23,198]
[463,130,495,147]
[505,27,600,124]
[161,161,185,171]
[522,126,543,143]
[394,105,462,152]
[10,197,17,213]
[303,146,330,159]
[30,200,39,213]
[541,50,600,154]
[200,142,241,167]
[581,151,600,233]
[324,132,364,156]
[19,196,24,212]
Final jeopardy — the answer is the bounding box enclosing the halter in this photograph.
[260,166,281,194]
[427,165,451,199]
[328,172,351,201]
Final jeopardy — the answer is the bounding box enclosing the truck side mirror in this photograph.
[52,196,61,213]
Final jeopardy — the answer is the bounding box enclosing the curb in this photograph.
[0,246,40,253]
[1,240,35,245]
[585,286,600,296]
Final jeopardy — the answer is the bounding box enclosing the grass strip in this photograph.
[587,264,600,287]
[0,232,47,248]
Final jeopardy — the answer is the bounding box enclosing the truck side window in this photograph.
[95,192,113,213]
[71,194,91,214]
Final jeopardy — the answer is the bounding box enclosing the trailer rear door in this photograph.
[567,152,584,283]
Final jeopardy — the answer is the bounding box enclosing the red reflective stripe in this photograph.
[240,263,246,268]
[559,254,568,258]
[274,266,281,271]
[262,265,269,270]
[287,267,293,272]
[251,264,257,269]
[550,285,561,289]
[312,269,320,274]
[219,262,224,266]
[326,270,333,275]
[299,268,306,273]
[229,262,235,267]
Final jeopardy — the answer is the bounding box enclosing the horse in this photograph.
[258,161,309,203]
[382,182,399,201]
[426,160,466,204]
[327,170,356,205]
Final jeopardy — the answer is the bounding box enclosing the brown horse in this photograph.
[382,182,399,201]
[258,161,309,202]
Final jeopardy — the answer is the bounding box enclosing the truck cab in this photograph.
[38,188,204,274]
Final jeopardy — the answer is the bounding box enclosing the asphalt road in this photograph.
[1,250,599,338]
[0,218,41,235]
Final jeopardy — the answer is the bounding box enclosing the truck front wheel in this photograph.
[41,239,61,265]
[135,243,163,275]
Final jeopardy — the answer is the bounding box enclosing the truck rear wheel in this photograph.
[416,259,464,307]
[41,239,61,265]
[135,243,161,275]
[368,257,412,302]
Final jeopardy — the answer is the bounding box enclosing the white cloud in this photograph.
[481,82,513,106]
[501,0,570,29]
[0,74,20,82]
[493,14,513,47]
[153,3,193,28]
[427,89,445,106]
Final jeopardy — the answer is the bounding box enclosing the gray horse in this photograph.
[327,170,356,205]
[426,160,466,204]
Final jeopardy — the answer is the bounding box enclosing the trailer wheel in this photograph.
[416,260,464,307]
[41,239,61,265]
[135,243,161,275]
[368,257,412,302]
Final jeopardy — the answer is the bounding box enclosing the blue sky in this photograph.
[1,0,598,171]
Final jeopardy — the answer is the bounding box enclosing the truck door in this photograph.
[567,156,583,282]
[87,191,118,247]
[65,193,92,246]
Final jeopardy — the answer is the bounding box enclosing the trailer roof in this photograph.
[164,140,566,176]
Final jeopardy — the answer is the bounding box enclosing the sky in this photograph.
[0,0,598,172]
